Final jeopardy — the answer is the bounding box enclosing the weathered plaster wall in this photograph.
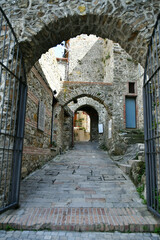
[68,35,104,82]
[39,48,62,95]
[57,59,68,82]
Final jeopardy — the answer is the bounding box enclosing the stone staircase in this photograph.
[119,129,144,145]
[117,143,145,175]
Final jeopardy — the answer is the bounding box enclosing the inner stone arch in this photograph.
[68,96,109,146]
[57,87,113,116]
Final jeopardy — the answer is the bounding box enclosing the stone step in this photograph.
[123,134,144,138]
[0,207,159,232]
[126,137,144,143]
[117,163,131,174]
[128,159,142,166]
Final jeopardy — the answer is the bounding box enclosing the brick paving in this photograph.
[0,142,160,233]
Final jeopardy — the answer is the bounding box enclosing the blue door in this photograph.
[125,97,136,128]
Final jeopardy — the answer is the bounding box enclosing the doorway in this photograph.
[74,111,90,142]
[125,97,136,128]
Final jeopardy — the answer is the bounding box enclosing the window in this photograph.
[129,82,135,93]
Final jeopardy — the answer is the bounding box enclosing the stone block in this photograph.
[118,163,131,174]
[128,159,141,166]
[138,144,145,151]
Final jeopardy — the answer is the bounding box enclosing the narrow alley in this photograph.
[1,1,160,239]
[0,142,159,234]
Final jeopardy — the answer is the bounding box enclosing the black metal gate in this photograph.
[0,7,27,213]
[144,13,160,217]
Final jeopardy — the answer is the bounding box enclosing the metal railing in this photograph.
[0,7,27,213]
[143,13,160,217]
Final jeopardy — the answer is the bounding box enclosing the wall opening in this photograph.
[125,97,136,128]
[73,105,99,143]
[74,111,90,142]
[129,82,135,93]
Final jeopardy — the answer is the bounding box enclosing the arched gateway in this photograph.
[0,2,160,217]
[1,1,160,71]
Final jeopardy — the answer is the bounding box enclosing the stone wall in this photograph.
[52,103,73,152]
[57,81,113,112]
[1,0,159,72]
[68,35,104,82]
[103,39,114,83]
[112,41,144,131]
[22,64,56,178]
[22,62,73,178]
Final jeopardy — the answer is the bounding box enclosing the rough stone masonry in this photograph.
[1,0,160,71]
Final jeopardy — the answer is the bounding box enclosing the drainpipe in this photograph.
[51,90,57,144]
[72,116,74,148]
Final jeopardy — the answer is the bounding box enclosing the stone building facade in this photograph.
[55,35,144,153]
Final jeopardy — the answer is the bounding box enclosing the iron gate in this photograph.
[144,13,160,217]
[0,7,27,213]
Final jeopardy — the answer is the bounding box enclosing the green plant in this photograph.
[154,227,160,234]
[100,144,108,151]
[75,118,84,122]
[143,199,147,204]
[143,225,149,231]
[105,53,110,60]
[39,227,52,231]
[137,184,144,195]
[79,127,86,131]
[135,152,139,160]
[137,184,147,205]
[5,225,16,231]
[137,161,145,183]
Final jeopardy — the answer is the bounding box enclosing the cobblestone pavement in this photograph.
[20,142,148,209]
[0,230,160,240]
[0,142,160,232]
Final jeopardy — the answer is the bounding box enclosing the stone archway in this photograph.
[57,81,113,116]
[68,96,109,146]
[1,1,160,72]
[75,105,99,142]
[0,1,160,217]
